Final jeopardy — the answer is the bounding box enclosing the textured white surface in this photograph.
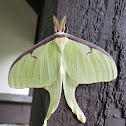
[0,0,37,95]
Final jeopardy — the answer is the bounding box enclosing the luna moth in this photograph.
[8,15,117,126]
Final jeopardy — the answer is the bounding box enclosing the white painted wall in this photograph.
[0,0,37,95]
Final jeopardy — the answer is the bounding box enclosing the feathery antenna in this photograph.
[53,15,66,32]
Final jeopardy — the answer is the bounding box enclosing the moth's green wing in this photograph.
[9,38,62,126]
[63,38,117,123]
[8,40,61,88]
[63,39,117,84]
[42,72,62,126]
[63,70,86,123]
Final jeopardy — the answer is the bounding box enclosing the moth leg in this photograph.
[30,53,37,60]
[87,48,92,56]
[63,71,86,123]
[54,26,57,33]
[62,25,65,32]
[42,73,62,126]
[66,27,68,34]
